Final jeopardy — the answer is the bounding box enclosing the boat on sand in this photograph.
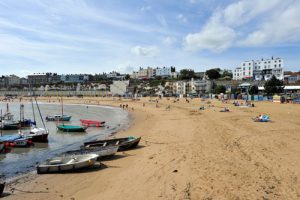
[37,154,99,174]
[84,136,141,151]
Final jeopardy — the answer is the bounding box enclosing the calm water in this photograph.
[0,102,130,178]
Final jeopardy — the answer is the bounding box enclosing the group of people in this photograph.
[119,104,129,110]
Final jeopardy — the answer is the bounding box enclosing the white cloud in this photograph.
[183,0,300,52]
[184,23,235,52]
[163,36,177,46]
[131,46,160,57]
[240,1,300,46]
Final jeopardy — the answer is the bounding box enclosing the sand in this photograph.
[3,97,300,200]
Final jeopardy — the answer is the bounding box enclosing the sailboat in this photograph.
[56,96,87,132]
[0,104,20,130]
[19,104,35,127]
[24,96,49,143]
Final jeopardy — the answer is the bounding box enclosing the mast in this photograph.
[35,97,47,131]
[0,109,2,136]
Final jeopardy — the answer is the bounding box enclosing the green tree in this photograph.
[179,69,195,80]
[214,85,226,94]
[248,85,259,95]
[264,75,284,95]
[206,69,221,80]
[125,74,130,80]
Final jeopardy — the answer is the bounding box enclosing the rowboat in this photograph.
[37,154,99,174]
[57,124,88,132]
[66,145,119,158]
[80,119,105,127]
[46,115,72,122]
[0,182,5,196]
[84,136,141,151]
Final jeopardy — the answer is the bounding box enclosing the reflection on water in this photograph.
[0,102,130,178]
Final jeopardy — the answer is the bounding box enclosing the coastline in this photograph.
[2,97,300,199]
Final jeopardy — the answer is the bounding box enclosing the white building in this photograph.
[233,57,284,81]
[110,80,129,96]
[187,78,211,95]
[156,67,172,77]
[173,81,187,95]
[5,75,20,86]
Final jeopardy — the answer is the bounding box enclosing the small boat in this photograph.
[57,124,87,132]
[0,182,5,196]
[46,115,72,122]
[84,136,141,151]
[80,119,106,127]
[25,127,49,143]
[66,145,119,158]
[37,154,99,174]
[0,134,33,147]
[19,119,36,127]
[0,122,20,130]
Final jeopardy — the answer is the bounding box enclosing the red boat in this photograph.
[80,119,106,127]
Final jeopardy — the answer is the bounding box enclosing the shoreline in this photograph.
[2,97,300,199]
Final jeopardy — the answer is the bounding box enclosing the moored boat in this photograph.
[0,134,33,147]
[0,141,4,153]
[57,124,88,132]
[46,115,72,122]
[37,154,99,174]
[84,136,141,151]
[80,119,105,127]
[66,145,119,158]
[25,127,49,143]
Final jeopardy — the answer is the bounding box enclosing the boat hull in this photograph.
[84,136,141,151]
[37,154,98,174]
[57,125,87,132]
[67,145,119,158]
[46,115,71,121]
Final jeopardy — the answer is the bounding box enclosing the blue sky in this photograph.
[0,0,299,77]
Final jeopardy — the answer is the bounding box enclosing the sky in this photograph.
[0,0,300,77]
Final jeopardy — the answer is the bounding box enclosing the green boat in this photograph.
[57,124,88,132]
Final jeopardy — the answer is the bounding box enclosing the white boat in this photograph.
[37,154,99,174]
[66,145,119,157]
[25,127,49,143]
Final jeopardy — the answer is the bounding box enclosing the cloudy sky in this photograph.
[0,0,299,77]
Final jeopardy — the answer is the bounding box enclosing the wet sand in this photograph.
[3,97,300,200]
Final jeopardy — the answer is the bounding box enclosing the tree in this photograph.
[179,69,195,80]
[206,69,221,80]
[264,75,284,95]
[125,74,130,80]
[248,85,259,95]
[221,70,233,79]
[214,85,226,94]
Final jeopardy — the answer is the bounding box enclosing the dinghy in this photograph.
[66,145,118,158]
[46,115,71,121]
[80,119,105,127]
[84,136,141,151]
[37,154,99,174]
[57,124,88,132]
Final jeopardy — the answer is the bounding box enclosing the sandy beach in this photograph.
[3,97,300,200]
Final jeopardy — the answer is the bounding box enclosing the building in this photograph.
[107,71,126,80]
[60,74,89,83]
[155,67,172,77]
[28,73,49,85]
[131,67,153,79]
[20,78,28,85]
[173,81,187,96]
[233,57,284,81]
[187,78,211,95]
[110,80,129,96]
[5,75,20,86]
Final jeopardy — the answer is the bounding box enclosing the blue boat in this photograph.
[46,115,72,121]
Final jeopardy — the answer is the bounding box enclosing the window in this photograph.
[249,67,251,70]
[243,72,245,75]
[268,61,270,63]
[275,64,276,67]
[249,63,251,65]
[279,64,281,67]
[243,63,245,66]
[279,60,281,62]
[243,67,245,70]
